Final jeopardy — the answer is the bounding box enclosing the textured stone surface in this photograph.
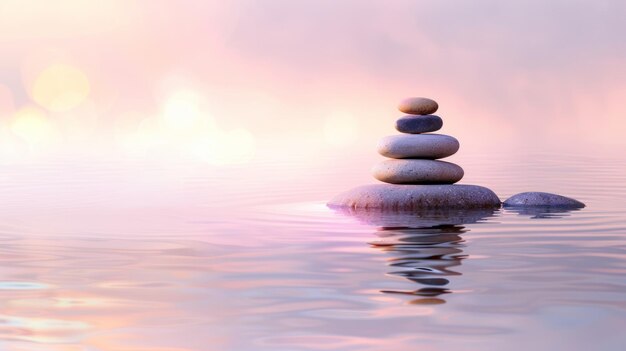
[373,159,464,184]
[398,97,438,115]
[328,184,501,210]
[377,134,459,159]
[503,192,585,208]
[396,115,443,134]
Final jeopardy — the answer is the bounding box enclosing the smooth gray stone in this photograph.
[398,97,438,115]
[377,134,459,159]
[396,115,443,134]
[503,192,585,208]
[328,184,501,210]
[373,159,464,184]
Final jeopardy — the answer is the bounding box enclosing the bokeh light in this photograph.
[10,106,59,147]
[57,98,99,142]
[0,84,16,120]
[31,64,90,112]
[190,128,256,166]
[0,127,29,163]
[160,89,214,135]
[323,112,359,147]
[0,0,621,164]
[114,88,256,165]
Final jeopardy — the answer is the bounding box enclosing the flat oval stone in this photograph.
[328,184,501,210]
[396,115,443,133]
[372,159,464,184]
[503,192,585,208]
[377,134,459,159]
[398,97,438,115]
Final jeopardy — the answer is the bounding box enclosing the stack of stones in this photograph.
[373,97,464,186]
[328,97,501,210]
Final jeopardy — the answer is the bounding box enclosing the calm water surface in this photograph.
[0,150,624,350]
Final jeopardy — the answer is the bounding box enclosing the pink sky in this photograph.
[0,0,625,165]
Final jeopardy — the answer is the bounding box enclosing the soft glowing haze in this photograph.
[0,0,625,165]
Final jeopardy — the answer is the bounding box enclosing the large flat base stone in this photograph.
[328,184,501,210]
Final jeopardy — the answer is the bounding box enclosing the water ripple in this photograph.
[0,151,621,350]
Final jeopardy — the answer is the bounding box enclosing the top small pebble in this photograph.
[398,97,438,115]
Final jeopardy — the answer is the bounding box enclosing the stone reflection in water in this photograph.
[334,207,497,304]
[373,224,466,305]
[504,206,582,219]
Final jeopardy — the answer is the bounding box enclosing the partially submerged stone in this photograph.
[328,184,501,210]
[503,192,585,208]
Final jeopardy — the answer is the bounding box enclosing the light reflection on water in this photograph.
[0,150,622,350]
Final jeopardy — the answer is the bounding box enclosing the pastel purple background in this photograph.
[0,0,624,167]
